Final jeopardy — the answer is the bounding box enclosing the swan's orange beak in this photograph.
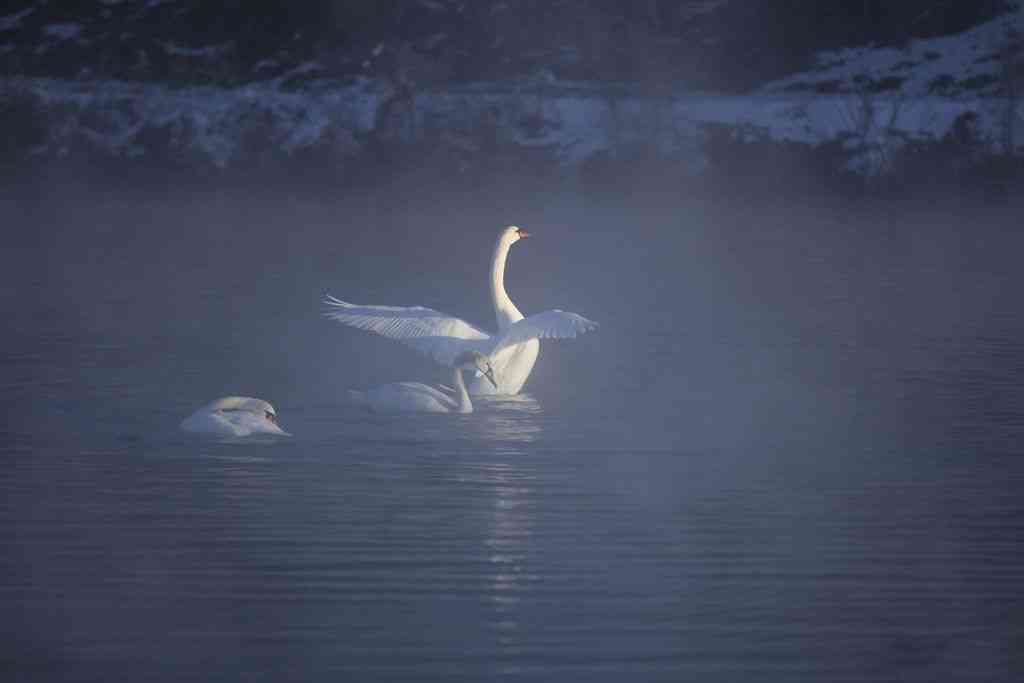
[516,228,530,239]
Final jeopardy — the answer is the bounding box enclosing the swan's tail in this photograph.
[346,389,368,406]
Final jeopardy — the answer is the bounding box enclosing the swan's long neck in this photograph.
[490,238,524,329]
[452,367,473,414]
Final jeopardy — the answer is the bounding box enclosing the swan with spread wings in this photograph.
[323,295,597,382]
[323,226,596,394]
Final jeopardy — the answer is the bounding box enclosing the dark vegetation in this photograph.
[0,0,1013,90]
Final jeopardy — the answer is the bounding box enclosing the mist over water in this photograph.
[3,182,1024,680]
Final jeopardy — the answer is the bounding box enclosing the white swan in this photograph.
[324,226,596,394]
[180,396,291,438]
[471,225,538,395]
[348,351,497,414]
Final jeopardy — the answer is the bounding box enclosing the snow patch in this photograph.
[764,6,1024,98]
[162,41,233,58]
[0,6,36,32]
[273,61,325,84]
[43,23,83,41]
[416,1,449,12]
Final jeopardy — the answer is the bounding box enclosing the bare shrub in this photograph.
[835,85,908,190]
[0,80,49,165]
[997,23,1024,156]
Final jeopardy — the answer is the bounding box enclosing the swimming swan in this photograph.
[348,351,497,414]
[472,225,537,395]
[324,226,597,393]
[180,396,291,437]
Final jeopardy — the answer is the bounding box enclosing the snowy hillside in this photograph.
[2,5,1021,180]
[764,5,1024,98]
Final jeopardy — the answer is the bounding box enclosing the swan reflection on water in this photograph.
[476,455,537,637]
[338,391,545,444]
[469,393,544,443]
[464,395,543,633]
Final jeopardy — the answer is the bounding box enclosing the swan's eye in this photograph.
[265,411,276,423]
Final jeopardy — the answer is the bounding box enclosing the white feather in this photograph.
[324,296,597,365]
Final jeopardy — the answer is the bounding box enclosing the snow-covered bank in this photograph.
[3,76,381,168]
[4,74,1020,178]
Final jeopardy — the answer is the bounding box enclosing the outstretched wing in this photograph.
[323,295,492,367]
[491,309,598,353]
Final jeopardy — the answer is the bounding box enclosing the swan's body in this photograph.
[180,396,291,438]
[471,337,539,396]
[325,226,595,395]
[348,351,496,414]
[349,382,460,414]
[470,227,540,395]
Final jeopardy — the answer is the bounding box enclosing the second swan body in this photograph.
[348,351,497,414]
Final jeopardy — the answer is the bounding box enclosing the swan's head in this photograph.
[455,350,497,388]
[216,397,288,434]
[500,225,530,247]
[255,404,289,435]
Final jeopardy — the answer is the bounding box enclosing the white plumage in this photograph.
[347,350,497,414]
[180,396,291,438]
[323,296,596,368]
[348,383,460,414]
[324,226,597,394]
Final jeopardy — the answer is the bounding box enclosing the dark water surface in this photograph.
[3,188,1023,681]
